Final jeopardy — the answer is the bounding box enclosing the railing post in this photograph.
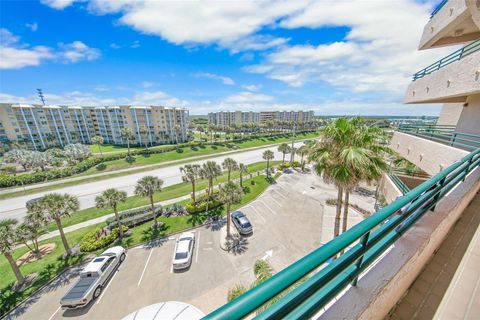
[459,47,465,59]
[431,177,446,212]
[351,231,370,286]
[462,157,474,182]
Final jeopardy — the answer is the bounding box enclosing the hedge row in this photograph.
[80,226,128,252]
[105,205,164,229]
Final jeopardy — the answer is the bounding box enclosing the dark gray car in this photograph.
[231,211,253,235]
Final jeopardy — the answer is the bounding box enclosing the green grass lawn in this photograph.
[0,174,278,315]
[89,143,177,154]
[235,131,319,149]
[46,161,280,231]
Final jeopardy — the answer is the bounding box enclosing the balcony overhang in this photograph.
[404,49,480,104]
[419,0,480,50]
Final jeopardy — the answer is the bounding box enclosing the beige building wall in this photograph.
[436,103,464,126]
[455,94,480,135]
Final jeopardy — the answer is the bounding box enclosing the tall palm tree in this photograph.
[91,135,104,155]
[180,164,201,203]
[222,158,239,182]
[40,193,79,256]
[297,145,309,171]
[218,181,243,238]
[17,206,48,257]
[134,176,164,227]
[0,218,25,285]
[95,189,127,239]
[277,143,291,165]
[121,128,135,156]
[239,163,249,188]
[200,161,222,198]
[262,150,274,178]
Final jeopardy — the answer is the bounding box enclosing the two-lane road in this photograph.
[0,142,306,221]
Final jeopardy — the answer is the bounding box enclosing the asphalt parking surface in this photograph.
[6,172,367,320]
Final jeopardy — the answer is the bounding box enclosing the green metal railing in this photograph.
[398,125,480,151]
[430,0,448,18]
[204,130,480,320]
[413,38,480,80]
[388,173,410,194]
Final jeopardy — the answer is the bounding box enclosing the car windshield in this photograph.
[238,217,251,227]
[175,251,188,260]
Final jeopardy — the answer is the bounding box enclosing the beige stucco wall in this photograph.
[319,167,480,320]
[455,94,480,135]
[379,174,403,204]
[404,50,480,104]
[390,132,469,175]
[419,0,478,50]
[436,103,464,126]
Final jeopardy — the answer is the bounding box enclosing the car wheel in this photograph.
[93,286,102,299]
[120,253,126,262]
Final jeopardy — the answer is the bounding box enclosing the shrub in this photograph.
[106,205,163,229]
[292,160,300,168]
[80,226,128,252]
[125,155,136,164]
[186,199,222,214]
[326,198,338,206]
[96,163,107,171]
[176,147,184,153]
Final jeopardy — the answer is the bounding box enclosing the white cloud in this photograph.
[195,72,235,85]
[223,91,274,104]
[141,81,154,88]
[130,40,141,48]
[241,84,262,92]
[26,22,38,31]
[110,43,121,49]
[0,29,101,69]
[41,0,77,9]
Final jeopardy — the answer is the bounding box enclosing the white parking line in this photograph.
[170,240,177,273]
[48,306,61,320]
[195,231,201,263]
[96,267,120,304]
[269,195,283,208]
[250,205,267,223]
[257,200,277,215]
[272,189,287,200]
[137,249,153,286]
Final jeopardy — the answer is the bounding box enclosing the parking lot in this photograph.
[6,172,367,320]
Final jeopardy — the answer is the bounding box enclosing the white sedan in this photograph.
[172,232,195,271]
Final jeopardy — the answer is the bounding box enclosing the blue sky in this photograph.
[0,0,448,115]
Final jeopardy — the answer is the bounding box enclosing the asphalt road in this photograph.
[7,172,367,320]
[0,142,307,222]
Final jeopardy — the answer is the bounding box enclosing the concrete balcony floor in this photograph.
[388,192,480,320]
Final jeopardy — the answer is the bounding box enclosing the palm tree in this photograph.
[218,181,243,238]
[40,193,79,256]
[277,143,291,165]
[0,218,25,285]
[121,128,135,156]
[222,158,239,182]
[200,161,222,198]
[239,163,249,188]
[180,164,201,203]
[262,150,274,178]
[18,206,48,257]
[91,135,104,155]
[134,176,164,228]
[297,145,309,171]
[95,189,127,239]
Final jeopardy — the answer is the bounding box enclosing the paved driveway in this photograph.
[6,172,366,320]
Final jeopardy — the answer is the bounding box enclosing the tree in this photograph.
[218,181,243,238]
[91,136,104,156]
[297,145,309,171]
[277,143,291,165]
[180,164,201,203]
[262,150,274,178]
[40,193,79,256]
[4,149,31,171]
[200,161,222,198]
[17,210,47,258]
[239,163,249,188]
[95,189,127,239]
[0,219,25,285]
[134,176,164,228]
[222,158,239,182]
[121,128,135,156]
[28,151,51,172]
[63,143,91,163]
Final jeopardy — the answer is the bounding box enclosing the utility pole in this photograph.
[37,88,46,105]
[290,122,296,166]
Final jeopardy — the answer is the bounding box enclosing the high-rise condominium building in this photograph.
[207,110,314,126]
[0,104,189,150]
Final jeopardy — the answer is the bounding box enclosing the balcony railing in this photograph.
[398,124,480,151]
[413,38,480,80]
[388,173,410,194]
[204,131,480,320]
[430,0,448,19]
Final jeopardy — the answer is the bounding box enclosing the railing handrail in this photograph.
[430,0,448,18]
[388,173,410,194]
[412,38,480,80]
[205,140,480,319]
[398,126,480,151]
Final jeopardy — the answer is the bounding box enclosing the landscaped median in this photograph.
[0,172,281,316]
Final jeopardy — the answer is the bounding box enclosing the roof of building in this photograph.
[122,301,204,320]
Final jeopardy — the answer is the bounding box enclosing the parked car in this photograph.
[172,232,195,271]
[231,211,253,235]
[60,246,126,309]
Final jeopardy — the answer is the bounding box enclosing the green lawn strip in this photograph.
[0,174,276,315]
[0,223,103,315]
[89,144,176,154]
[46,161,281,232]
[235,131,318,149]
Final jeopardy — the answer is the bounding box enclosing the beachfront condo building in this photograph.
[207,110,314,126]
[0,104,189,150]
